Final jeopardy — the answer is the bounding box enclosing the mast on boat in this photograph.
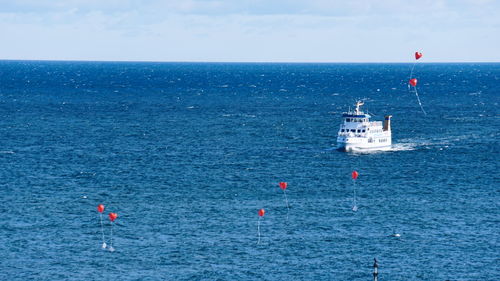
[354,101,364,115]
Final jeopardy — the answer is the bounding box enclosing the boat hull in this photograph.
[337,135,392,152]
[337,143,392,152]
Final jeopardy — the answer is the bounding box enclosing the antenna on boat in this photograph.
[366,109,377,117]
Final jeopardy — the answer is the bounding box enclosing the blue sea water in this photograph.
[0,61,498,280]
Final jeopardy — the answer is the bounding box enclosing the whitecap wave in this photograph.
[221,113,256,118]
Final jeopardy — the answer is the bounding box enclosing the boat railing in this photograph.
[368,121,382,127]
[340,132,368,138]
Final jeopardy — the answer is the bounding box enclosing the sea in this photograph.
[0,61,498,280]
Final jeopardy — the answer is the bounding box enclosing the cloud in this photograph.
[0,0,499,61]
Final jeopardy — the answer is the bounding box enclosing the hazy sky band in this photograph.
[1,0,499,62]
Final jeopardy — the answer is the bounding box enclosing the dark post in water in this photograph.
[373,258,379,281]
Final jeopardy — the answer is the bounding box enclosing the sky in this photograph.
[0,0,499,62]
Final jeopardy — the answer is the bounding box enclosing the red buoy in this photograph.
[108,212,118,222]
[258,209,265,217]
[409,78,417,87]
[97,204,105,213]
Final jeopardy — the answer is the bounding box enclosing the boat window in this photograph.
[346,118,350,122]
[357,129,361,133]
[351,129,356,132]
[362,130,365,132]
[341,129,344,132]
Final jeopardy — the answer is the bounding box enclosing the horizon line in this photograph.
[1,58,499,64]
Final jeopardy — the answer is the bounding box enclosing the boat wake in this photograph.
[387,143,417,152]
[395,135,473,151]
[339,139,446,154]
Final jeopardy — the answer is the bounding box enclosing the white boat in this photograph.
[336,101,392,152]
